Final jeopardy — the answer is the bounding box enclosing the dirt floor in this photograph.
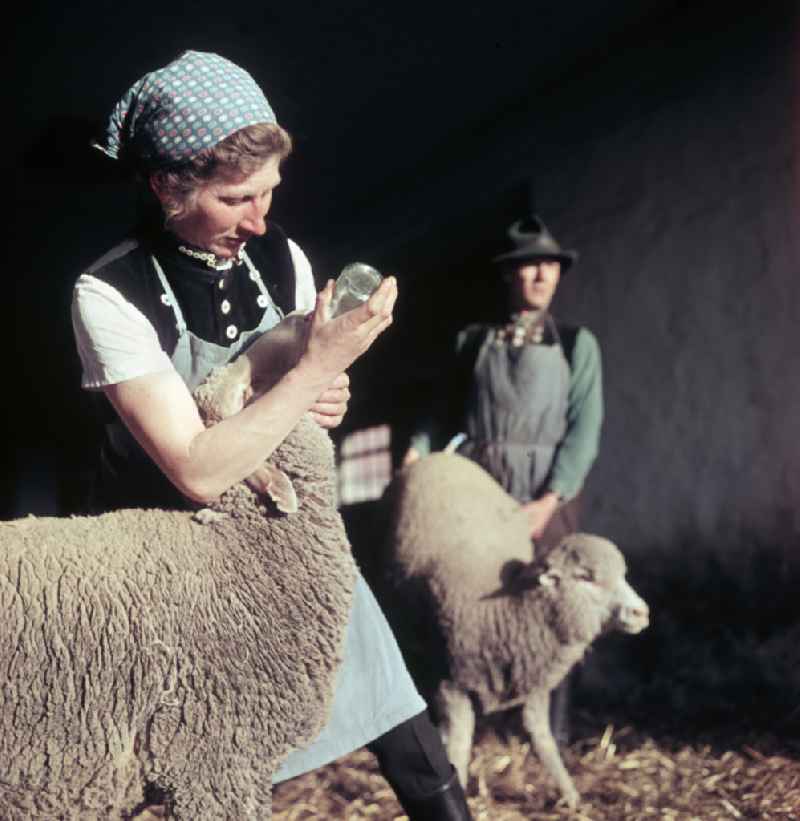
[139,536,800,819]
[271,712,799,820]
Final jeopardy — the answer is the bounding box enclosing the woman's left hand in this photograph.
[309,372,351,428]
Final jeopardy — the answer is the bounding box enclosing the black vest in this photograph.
[82,223,299,512]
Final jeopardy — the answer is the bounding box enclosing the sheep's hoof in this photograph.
[561,786,580,809]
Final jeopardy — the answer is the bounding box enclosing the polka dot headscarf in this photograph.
[94,50,277,169]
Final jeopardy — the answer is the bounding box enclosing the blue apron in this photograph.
[123,251,425,781]
[458,315,571,503]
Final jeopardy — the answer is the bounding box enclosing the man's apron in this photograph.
[458,316,579,549]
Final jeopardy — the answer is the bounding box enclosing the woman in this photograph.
[73,50,472,820]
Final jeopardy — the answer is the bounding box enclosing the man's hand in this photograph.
[401,446,421,467]
[520,492,561,539]
[310,372,350,429]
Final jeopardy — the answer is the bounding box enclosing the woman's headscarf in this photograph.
[94,50,277,170]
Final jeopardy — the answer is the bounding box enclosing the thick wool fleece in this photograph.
[382,453,647,810]
[384,452,534,595]
[383,455,629,710]
[435,538,619,713]
[0,412,356,821]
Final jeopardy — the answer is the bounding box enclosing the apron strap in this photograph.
[151,254,188,335]
[243,250,284,319]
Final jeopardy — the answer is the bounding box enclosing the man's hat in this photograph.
[492,215,578,271]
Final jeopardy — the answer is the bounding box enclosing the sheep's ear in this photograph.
[246,465,299,514]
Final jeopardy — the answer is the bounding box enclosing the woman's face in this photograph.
[159,155,282,258]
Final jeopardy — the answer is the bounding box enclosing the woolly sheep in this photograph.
[0,323,356,820]
[381,452,650,809]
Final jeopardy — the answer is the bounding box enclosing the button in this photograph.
[226,324,238,339]
[218,278,226,290]
[256,294,269,308]
[248,269,261,282]
[221,299,231,315]
[160,293,171,306]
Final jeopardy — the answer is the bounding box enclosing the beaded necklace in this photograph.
[177,243,245,271]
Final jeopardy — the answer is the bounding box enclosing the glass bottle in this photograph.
[329,262,383,318]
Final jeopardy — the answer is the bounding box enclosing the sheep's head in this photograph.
[192,317,330,515]
[536,534,650,639]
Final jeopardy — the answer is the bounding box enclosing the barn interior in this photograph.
[8,1,800,816]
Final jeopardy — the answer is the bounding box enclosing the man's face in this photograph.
[507,259,562,311]
[163,155,283,258]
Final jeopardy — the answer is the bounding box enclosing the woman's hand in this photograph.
[296,276,397,393]
[310,372,350,428]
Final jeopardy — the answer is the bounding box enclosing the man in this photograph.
[403,214,603,742]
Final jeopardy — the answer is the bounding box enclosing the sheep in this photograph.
[0,323,357,820]
[380,451,650,809]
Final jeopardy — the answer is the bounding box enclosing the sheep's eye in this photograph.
[575,569,595,582]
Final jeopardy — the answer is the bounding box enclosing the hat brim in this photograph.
[492,248,579,271]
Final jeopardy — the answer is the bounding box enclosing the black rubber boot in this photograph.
[395,768,474,821]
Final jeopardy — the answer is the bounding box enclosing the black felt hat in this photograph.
[492,215,578,271]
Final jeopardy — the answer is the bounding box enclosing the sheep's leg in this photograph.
[434,680,474,788]
[522,689,579,808]
[241,313,307,395]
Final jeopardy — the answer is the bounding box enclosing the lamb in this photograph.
[0,321,356,820]
[381,451,650,809]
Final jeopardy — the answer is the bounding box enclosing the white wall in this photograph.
[332,6,799,560]
[534,8,800,553]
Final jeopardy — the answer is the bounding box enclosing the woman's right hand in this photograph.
[296,276,397,389]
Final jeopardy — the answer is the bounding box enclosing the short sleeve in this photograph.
[288,239,317,313]
[72,274,174,389]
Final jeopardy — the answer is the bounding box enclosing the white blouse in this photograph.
[72,239,317,390]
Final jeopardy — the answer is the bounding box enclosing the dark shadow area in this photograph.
[571,532,800,748]
[21,115,128,185]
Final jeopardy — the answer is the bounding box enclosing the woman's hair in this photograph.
[148,122,293,224]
